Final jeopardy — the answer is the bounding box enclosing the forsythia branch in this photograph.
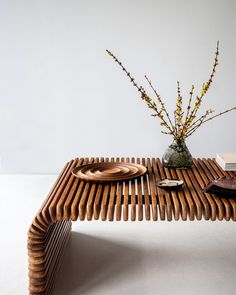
[107,42,236,141]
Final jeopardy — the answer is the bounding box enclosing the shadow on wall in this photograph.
[54,232,142,295]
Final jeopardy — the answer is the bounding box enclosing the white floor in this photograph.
[1,175,236,295]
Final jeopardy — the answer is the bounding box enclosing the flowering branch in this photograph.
[106,42,236,141]
[185,41,219,127]
[106,49,176,137]
[144,75,176,136]
[175,81,184,138]
[185,106,236,138]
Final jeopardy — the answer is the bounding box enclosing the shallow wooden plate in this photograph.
[156,179,184,189]
[71,162,147,183]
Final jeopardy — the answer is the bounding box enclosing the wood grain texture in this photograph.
[28,157,236,294]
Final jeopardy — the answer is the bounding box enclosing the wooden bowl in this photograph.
[71,162,147,183]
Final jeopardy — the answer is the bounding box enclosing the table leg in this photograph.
[28,218,72,294]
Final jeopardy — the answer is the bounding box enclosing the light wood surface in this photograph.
[27,157,236,294]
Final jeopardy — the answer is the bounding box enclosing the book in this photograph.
[216,153,236,171]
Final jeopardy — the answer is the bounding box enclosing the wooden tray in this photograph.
[71,162,147,183]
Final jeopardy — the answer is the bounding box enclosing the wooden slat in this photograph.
[175,168,195,220]
[49,159,79,222]
[36,160,74,228]
[147,158,158,221]
[56,162,83,221]
[136,158,143,221]
[162,163,180,220]
[101,182,111,221]
[93,157,106,220]
[123,157,130,221]
[79,158,98,221]
[141,158,150,220]
[70,158,89,221]
[107,157,117,221]
[186,167,210,220]
[101,158,115,221]
[86,157,100,221]
[152,159,166,220]
[181,168,202,220]
[115,157,123,221]
[78,181,92,220]
[192,159,217,221]
[169,167,188,220]
[107,183,116,221]
[115,183,123,221]
[41,222,71,294]
[59,158,85,222]
[93,184,103,219]
[62,158,86,221]
[63,175,80,221]
[42,159,76,224]
[28,220,71,294]
[131,157,137,221]
[157,159,173,221]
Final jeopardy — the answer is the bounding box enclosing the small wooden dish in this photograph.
[156,179,184,189]
[71,162,147,183]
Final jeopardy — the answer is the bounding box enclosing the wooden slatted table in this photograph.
[27,157,236,295]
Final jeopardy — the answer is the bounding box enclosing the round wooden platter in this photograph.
[71,162,147,183]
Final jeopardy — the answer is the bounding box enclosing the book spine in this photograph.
[216,155,236,171]
[216,155,226,170]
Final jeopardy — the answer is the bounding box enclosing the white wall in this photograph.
[0,0,235,174]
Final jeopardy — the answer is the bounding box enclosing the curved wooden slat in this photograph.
[162,163,180,221]
[152,159,166,220]
[186,168,210,220]
[131,157,137,221]
[181,169,202,220]
[137,158,143,221]
[141,158,151,221]
[147,158,158,221]
[192,159,217,220]
[48,160,79,222]
[108,180,117,221]
[157,159,173,221]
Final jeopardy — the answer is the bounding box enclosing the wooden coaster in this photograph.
[71,162,147,183]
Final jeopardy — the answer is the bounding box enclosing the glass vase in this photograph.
[162,139,193,169]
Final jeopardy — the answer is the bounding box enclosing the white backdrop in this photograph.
[0,0,235,174]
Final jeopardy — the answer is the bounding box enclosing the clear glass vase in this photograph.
[162,139,193,169]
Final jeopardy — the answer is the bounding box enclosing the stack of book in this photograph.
[216,153,236,171]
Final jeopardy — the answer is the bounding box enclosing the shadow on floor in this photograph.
[53,228,236,295]
[54,231,142,295]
